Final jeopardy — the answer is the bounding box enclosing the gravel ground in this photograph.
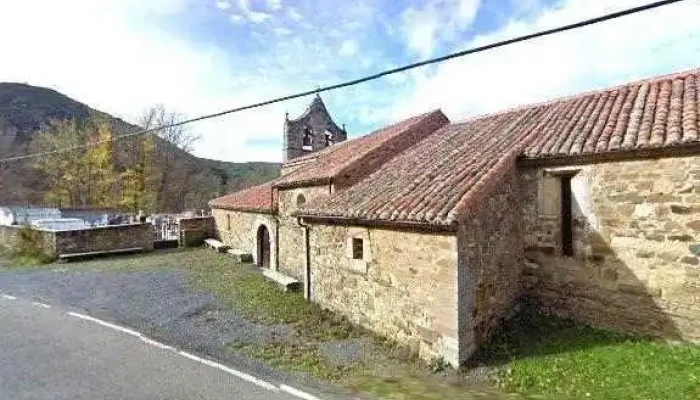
[318,339,376,367]
[0,268,357,398]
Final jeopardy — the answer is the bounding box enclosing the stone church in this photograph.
[210,69,700,366]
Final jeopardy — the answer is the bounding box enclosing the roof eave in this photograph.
[209,204,276,215]
[518,142,700,168]
[297,214,458,233]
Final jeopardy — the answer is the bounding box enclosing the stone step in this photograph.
[227,249,253,263]
[204,238,229,253]
[262,269,302,292]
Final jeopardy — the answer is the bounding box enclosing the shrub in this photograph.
[14,225,54,264]
[429,356,451,373]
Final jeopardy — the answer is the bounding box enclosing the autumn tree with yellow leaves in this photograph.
[30,106,204,213]
[31,116,118,208]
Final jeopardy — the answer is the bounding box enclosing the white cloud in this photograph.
[273,27,293,36]
[266,0,282,11]
[4,0,696,166]
[247,10,272,23]
[390,0,700,123]
[401,0,481,56]
[236,0,251,12]
[339,40,358,57]
[229,0,274,24]
[215,0,232,10]
[287,7,303,22]
[0,0,309,162]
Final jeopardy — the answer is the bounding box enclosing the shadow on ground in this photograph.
[467,299,643,369]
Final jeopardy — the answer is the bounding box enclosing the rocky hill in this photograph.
[0,83,280,210]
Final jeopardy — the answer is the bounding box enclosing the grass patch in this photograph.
[235,342,359,381]
[0,245,51,268]
[475,312,700,400]
[344,375,530,400]
[186,253,363,341]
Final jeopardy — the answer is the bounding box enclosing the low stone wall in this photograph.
[178,216,215,247]
[521,155,700,341]
[0,225,21,249]
[54,224,153,255]
[0,224,153,258]
[309,223,460,365]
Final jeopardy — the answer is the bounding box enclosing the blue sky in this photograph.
[1,0,700,162]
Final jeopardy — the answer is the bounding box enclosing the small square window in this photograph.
[352,238,364,260]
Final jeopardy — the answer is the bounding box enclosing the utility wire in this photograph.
[0,0,685,164]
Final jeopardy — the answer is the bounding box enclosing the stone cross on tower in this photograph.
[282,94,347,162]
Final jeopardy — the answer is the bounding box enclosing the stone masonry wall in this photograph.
[178,216,215,247]
[212,209,277,268]
[278,186,330,279]
[1,224,152,258]
[54,224,153,255]
[457,167,524,361]
[309,223,460,365]
[0,225,21,249]
[521,155,700,341]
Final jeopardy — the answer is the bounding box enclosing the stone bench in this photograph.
[227,249,253,263]
[58,247,145,262]
[204,238,230,253]
[262,269,302,292]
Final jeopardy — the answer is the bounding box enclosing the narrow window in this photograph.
[352,238,364,260]
[226,214,231,231]
[296,194,306,207]
[324,130,333,147]
[302,126,313,150]
[560,176,573,256]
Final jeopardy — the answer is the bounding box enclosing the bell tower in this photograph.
[283,94,347,162]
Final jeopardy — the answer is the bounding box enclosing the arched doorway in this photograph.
[256,225,271,268]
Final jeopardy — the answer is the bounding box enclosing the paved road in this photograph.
[0,295,299,400]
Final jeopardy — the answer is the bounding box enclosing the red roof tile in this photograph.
[524,68,700,157]
[299,68,700,226]
[275,110,449,188]
[208,181,277,213]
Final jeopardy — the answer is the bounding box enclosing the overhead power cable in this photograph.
[0,0,685,164]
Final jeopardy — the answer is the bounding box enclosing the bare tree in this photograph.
[139,105,200,152]
[138,105,201,212]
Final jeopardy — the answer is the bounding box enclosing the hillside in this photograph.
[0,83,280,210]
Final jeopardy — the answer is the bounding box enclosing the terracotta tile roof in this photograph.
[524,68,700,158]
[275,110,449,188]
[299,68,700,226]
[208,181,277,213]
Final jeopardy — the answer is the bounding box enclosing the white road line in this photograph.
[177,350,279,391]
[65,310,281,392]
[280,385,324,400]
[67,312,142,338]
[10,297,327,400]
[140,337,175,351]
